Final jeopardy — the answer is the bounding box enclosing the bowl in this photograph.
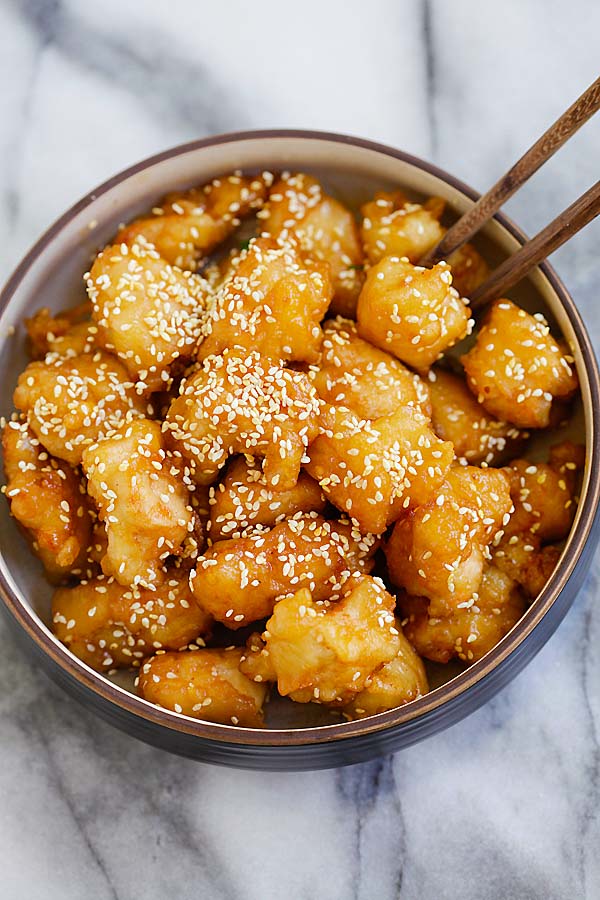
[0,129,598,771]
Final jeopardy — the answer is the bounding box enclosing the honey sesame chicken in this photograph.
[343,634,429,719]
[310,317,431,419]
[305,403,454,534]
[240,574,402,706]
[82,417,195,588]
[138,647,268,726]
[190,513,377,628]
[428,367,526,465]
[13,349,146,466]
[399,564,526,664]
[164,349,322,489]
[259,172,364,317]
[86,237,209,392]
[357,255,472,371]
[52,566,211,672]
[25,301,95,359]
[385,465,512,615]
[2,419,95,581]
[197,235,332,365]
[207,455,326,541]
[118,172,271,270]
[461,299,579,428]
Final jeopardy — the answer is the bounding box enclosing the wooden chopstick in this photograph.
[468,179,600,310]
[420,75,600,267]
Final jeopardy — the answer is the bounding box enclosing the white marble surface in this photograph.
[1,1,599,897]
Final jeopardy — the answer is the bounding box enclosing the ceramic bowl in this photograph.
[1,130,598,770]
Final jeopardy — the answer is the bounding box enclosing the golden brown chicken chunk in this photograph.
[385,465,512,614]
[241,575,400,706]
[428,368,525,465]
[86,237,208,392]
[82,417,195,588]
[137,647,268,726]
[13,350,145,466]
[190,513,377,628]
[446,242,490,299]
[2,419,95,581]
[361,192,445,265]
[197,236,331,365]
[25,302,95,359]
[310,317,431,419]
[52,567,211,671]
[164,350,322,489]
[118,172,271,270]
[357,256,472,371]
[259,172,364,317]
[399,564,526,663]
[461,300,579,428]
[305,403,454,534]
[343,633,429,719]
[207,456,326,541]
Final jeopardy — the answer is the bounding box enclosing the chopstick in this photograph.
[469,179,600,309]
[420,76,600,267]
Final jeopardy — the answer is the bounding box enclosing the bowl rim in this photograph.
[1,127,599,748]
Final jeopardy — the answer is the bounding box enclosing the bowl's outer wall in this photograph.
[0,131,599,769]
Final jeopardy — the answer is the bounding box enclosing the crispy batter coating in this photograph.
[207,455,325,541]
[240,575,400,705]
[164,350,322,489]
[385,465,512,615]
[52,567,211,671]
[13,349,146,466]
[25,302,94,359]
[492,441,584,596]
[343,632,429,718]
[428,367,525,465]
[190,513,377,628]
[305,403,454,534]
[461,299,579,428]
[86,238,208,391]
[118,172,271,270]
[137,647,268,726]
[361,191,445,265]
[400,564,526,664]
[197,235,332,365]
[310,317,431,419]
[259,172,364,317]
[82,417,195,588]
[2,420,94,580]
[357,256,472,370]
[446,242,490,299]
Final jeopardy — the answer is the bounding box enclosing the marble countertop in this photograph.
[1,1,599,898]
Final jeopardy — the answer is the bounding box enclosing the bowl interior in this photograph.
[0,134,592,733]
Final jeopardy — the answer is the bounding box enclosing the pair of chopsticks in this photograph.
[420,76,600,310]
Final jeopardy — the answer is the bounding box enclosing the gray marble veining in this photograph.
[0,1,599,897]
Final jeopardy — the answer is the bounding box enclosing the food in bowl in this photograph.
[1,169,583,729]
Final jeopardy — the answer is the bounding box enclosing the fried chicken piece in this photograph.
[343,633,429,718]
[13,349,145,466]
[197,236,332,365]
[52,567,211,672]
[385,465,512,615]
[310,317,431,419]
[259,172,364,317]
[428,367,525,465]
[461,299,579,428]
[118,172,272,270]
[2,420,94,581]
[399,564,526,664]
[357,256,472,371]
[86,237,208,392]
[240,575,400,706]
[446,242,490,299]
[305,403,454,534]
[164,350,322,489]
[82,417,195,588]
[25,302,94,359]
[361,191,445,265]
[190,513,377,628]
[207,455,325,541]
[138,648,268,726]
